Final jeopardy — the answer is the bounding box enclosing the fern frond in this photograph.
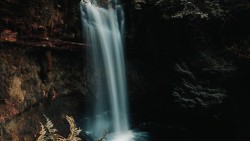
[37,115,66,141]
[44,115,58,133]
[37,123,47,141]
[54,134,67,141]
[66,115,82,141]
[36,115,82,141]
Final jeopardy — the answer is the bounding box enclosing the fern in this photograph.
[66,115,82,141]
[37,115,63,141]
[37,123,47,141]
[37,115,82,141]
[44,116,58,134]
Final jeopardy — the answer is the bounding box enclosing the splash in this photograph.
[109,131,134,141]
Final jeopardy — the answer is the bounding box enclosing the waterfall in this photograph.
[80,0,134,140]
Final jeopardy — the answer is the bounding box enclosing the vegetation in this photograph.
[172,63,227,108]
[132,0,225,19]
[37,115,82,141]
[98,130,110,141]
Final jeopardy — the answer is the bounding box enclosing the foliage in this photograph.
[132,0,225,20]
[172,63,227,108]
[37,115,64,141]
[37,115,82,141]
[65,115,82,141]
[158,0,224,19]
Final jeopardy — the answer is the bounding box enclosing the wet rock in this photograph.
[0,47,87,139]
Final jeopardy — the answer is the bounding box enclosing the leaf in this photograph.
[66,115,82,141]
[36,115,82,141]
[37,123,47,141]
[44,115,58,133]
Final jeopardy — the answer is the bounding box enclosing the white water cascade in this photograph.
[80,0,134,140]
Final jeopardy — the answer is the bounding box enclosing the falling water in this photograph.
[80,0,134,140]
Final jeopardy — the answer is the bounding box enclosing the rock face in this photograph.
[0,0,82,42]
[0,46,87,140]
[0,0,88,140]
